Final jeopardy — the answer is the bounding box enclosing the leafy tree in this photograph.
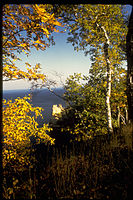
[88,51,128,127]
[3,4,61,82]
[2,4,61,169]
[64,73,107,140]
[52,4,128,133]
[3,96,54,169]
[55,68,127,141]
[49,73,107,142]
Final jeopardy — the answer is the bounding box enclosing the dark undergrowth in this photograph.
[2,124,133,199]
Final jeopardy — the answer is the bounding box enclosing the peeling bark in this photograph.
[93,20,113,133]
[101,26,113,133]
[104,42,113,133]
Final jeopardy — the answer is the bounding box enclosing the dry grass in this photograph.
[3,124,133,199]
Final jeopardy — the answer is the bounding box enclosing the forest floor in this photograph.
[3,125,133,199]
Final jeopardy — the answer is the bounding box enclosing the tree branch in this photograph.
[3,78,23,81]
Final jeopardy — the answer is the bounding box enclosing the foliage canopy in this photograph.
[3,4,61,82]
[2,4,61,169]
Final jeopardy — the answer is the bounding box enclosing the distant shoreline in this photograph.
[3,87,66,124]
[3,87,64,93]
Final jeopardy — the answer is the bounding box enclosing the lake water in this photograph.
[3,88,66,125]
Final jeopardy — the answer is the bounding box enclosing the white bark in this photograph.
[91,17,113,133]
[101,26,113,133]
[118,106,121,128]
[106,56,113,132]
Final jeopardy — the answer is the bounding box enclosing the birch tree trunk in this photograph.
[104,42,113,133]
[93,21,113,133]
[118,106,121,128]
[101,26,113,133]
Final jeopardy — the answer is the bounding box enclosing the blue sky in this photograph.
[3,30,91,90]
[3,5,132,90]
